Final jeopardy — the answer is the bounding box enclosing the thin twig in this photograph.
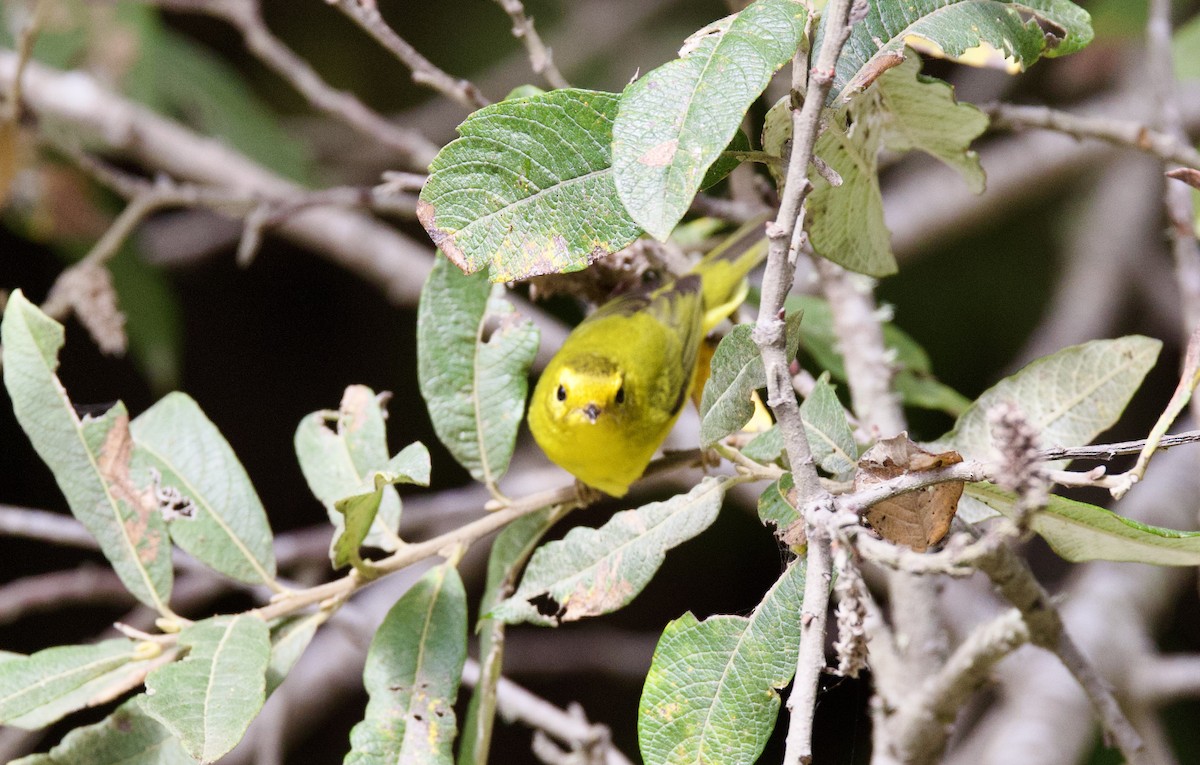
[1,0,43,122]
[1038,428,1200,461]
[491,0,569,89]
[59,149,417,273]
[689,192,772,223]
[326,0,488,109]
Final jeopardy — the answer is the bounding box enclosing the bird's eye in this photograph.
[556,385,567,402]
[615,386,625,404]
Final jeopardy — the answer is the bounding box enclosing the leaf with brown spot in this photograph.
[97,414,163,567]
[638,139,680,168]
[345,563,466,765]
[2,291,173,611]
[855,434,963,552]
[491,478,728,626]
[418,89,642,281]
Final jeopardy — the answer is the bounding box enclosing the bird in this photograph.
[527,220,767,496]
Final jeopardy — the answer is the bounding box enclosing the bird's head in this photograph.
[543,355,627,426]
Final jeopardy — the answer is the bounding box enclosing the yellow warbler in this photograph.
[528,221,767,496]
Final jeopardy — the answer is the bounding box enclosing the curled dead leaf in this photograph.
[854,433,963,552]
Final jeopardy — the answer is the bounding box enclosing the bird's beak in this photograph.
[583,403,601,423]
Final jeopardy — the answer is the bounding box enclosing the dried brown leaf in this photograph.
[855,433,963,552]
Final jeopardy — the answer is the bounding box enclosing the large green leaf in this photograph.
[332,443,431,570]
[141,615,271,763]
[0,639,146,729]
[492,478,728,626]
[346,563,467,765]
[2,291,172,612]
[967,483,1200,565]
[825,0,1093,102]
[295,386,405,553]
[612,0,805,239]
[417,255,538,487]
[131,392,276,586]
[12,698,196,765]
[639,559,806,765]
[417,89,640,281]
[941,336,1162,463]
[801,49,991,278]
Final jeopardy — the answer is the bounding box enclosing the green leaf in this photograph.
[2,291,172,612]
[940,337,1162,463]
[639,559,806,765]
[0,639,145,729]
[742,425,784,463]
[966,483,1200,564]
[612,0,805,239]
[459,507,566,765]
[492,477,728,626]
[332,442,432,570]
[346,563,467,765]
[295,386,405,553]
[800,372,857,475]
[141,615,271,764]
[758,473,801,531]
[417,255,539,486]
[131,392,276,586]
[417,89,640,280]
[805,109,893,276]
[825,0,1093,103]
[874,53,988,193]
[12,698,197,765]
[699,313,803,446]
[266,613,324,696]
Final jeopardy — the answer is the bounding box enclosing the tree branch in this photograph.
[0,49,434,304]
[765,4,859,764]
[982,102,1200,169]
